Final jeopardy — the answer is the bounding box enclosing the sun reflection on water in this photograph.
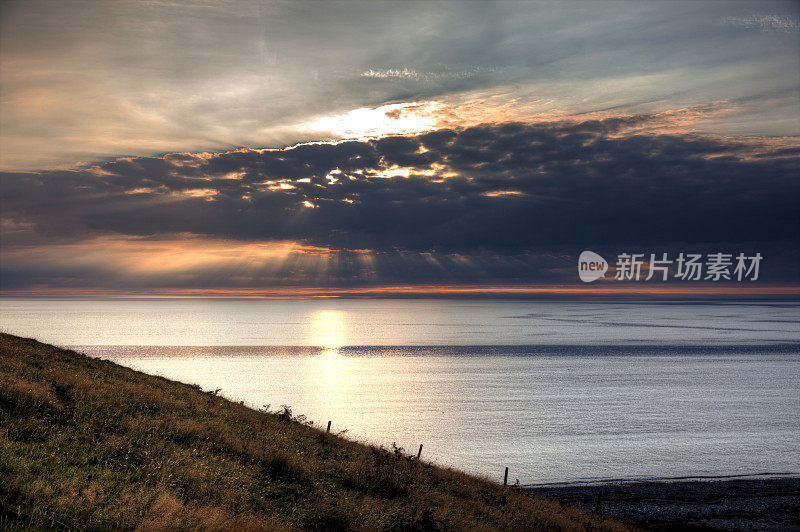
[309,310,347,354]
[306,310,357,422]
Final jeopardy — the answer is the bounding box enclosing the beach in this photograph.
[526,476,800,530]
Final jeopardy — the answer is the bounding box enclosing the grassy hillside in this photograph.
[0,333,630,530]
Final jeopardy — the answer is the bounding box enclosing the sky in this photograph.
[0,0,798,297]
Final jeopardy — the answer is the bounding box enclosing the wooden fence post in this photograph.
[326,420,331,433]
[504,467,509,486]
[417,444,423,459]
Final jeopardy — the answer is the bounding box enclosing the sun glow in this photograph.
[306,102,441,139]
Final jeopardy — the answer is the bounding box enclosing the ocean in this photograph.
[1,298,798,485]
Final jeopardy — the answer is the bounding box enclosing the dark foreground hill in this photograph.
[0,333,630,531]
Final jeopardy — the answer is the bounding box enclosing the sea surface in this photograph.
[1,298,799,485]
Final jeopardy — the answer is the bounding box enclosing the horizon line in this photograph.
[2,283,799,299]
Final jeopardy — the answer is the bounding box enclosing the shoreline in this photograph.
[522,470,800,489]
[525,476,800,530]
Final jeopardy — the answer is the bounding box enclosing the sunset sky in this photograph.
[1,0,798,297]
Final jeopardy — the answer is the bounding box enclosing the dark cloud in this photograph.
[1,114,798,287]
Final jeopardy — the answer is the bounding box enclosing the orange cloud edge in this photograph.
[2,284,799,299]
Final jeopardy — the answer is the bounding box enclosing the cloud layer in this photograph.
[2,111,798,290]
[1,0,798,169]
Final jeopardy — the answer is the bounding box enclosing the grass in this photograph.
[0,333,632,531]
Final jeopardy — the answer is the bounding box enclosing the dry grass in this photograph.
[0,333,633,531]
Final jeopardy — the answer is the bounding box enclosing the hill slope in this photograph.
[0,333,630,530]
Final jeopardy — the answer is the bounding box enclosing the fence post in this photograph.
[326,420,331,433]
[417,444,423,459]
[504,467,509,486]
